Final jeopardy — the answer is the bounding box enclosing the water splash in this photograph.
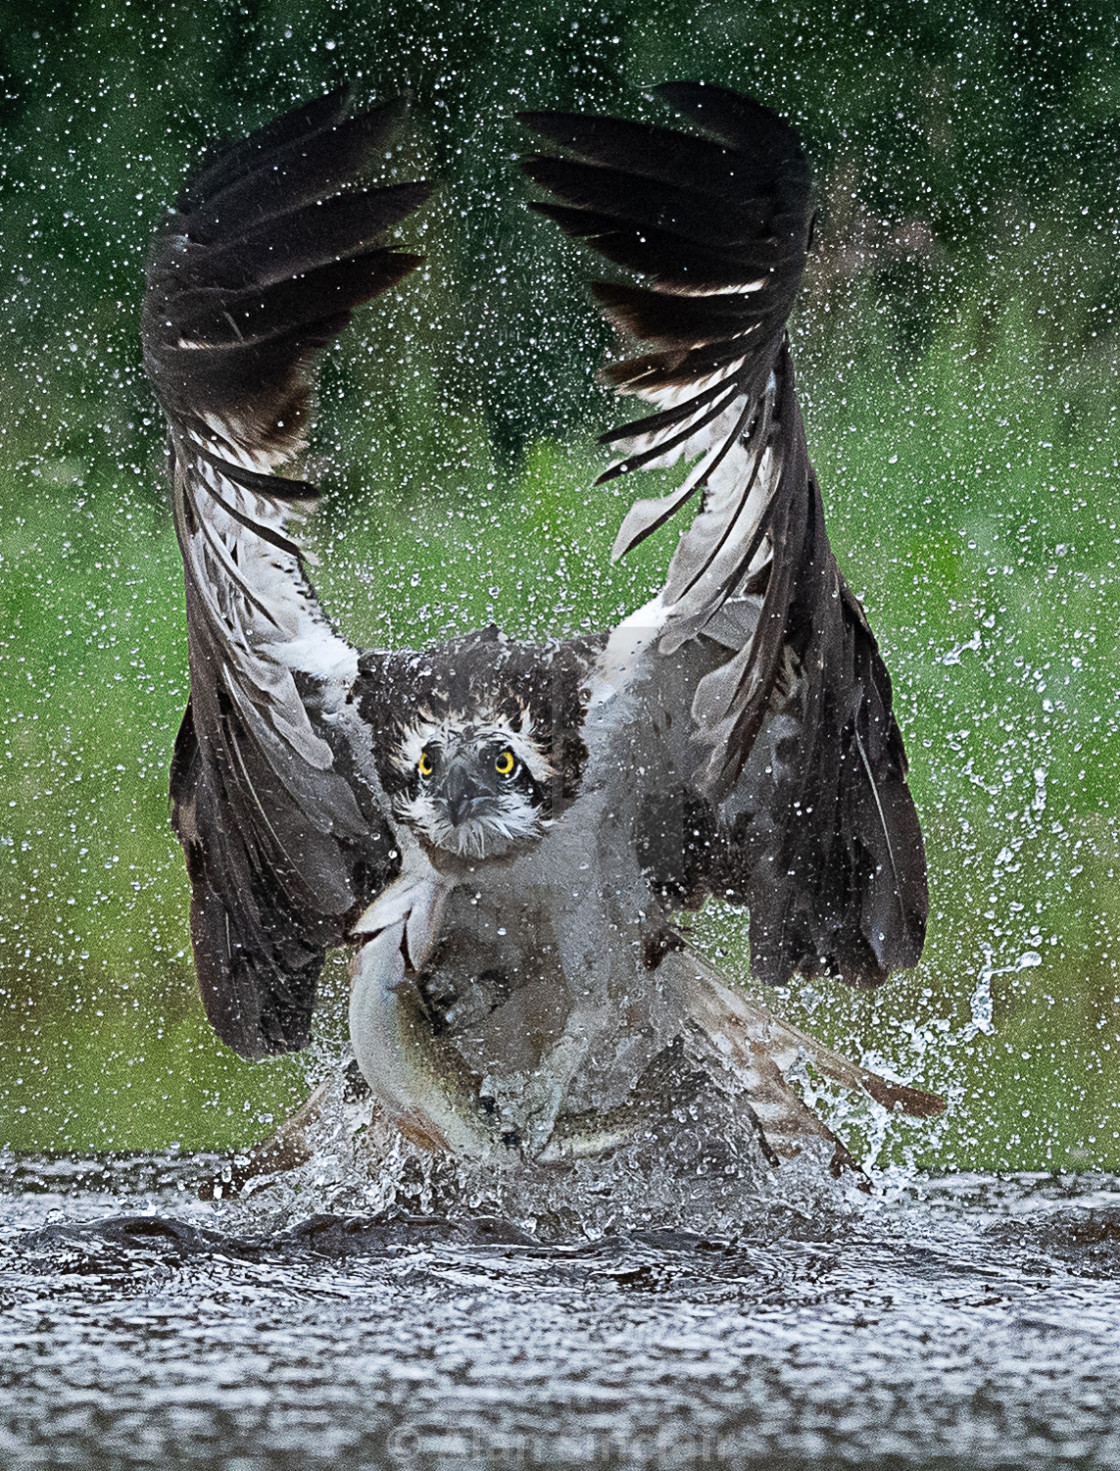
[967,943,1043,1042]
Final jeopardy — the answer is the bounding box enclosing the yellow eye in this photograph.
[495,749,516,777]
[418,750,433,778]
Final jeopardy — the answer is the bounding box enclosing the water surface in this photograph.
[3,1156,1120,1468]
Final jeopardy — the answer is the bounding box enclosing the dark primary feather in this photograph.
[144,93,431,462]
[522,82,927,987]
[182,94,409,236]
[146,94,430,1055]
[176,88,360,210]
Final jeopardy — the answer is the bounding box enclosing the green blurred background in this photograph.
[2,0,1119,1172]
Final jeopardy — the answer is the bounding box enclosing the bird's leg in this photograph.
[478,896,622,1158]
[478,1014,605,1159]
[498,899,635,1157]
[417,967,510,1035]
[197,1077,332,1200]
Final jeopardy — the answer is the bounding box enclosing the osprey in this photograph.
[144,84,938,1181]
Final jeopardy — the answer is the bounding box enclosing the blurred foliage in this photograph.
[2,0,1120,1170]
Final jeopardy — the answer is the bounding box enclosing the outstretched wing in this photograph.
[144,91,430,1055]
[521,82,927,988]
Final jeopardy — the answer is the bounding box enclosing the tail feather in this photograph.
[665,946,944,1177]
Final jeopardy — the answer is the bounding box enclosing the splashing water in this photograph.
[195,1056,875,1242]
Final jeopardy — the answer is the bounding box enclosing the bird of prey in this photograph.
[143,83,939,1185]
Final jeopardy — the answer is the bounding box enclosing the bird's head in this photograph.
[392,710,554,860]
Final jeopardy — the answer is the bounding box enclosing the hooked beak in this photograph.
[437,760,476,828]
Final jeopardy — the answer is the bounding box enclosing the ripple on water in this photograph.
[3,1155,1120,1469]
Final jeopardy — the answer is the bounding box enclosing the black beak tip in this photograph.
[446,797,471,827]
